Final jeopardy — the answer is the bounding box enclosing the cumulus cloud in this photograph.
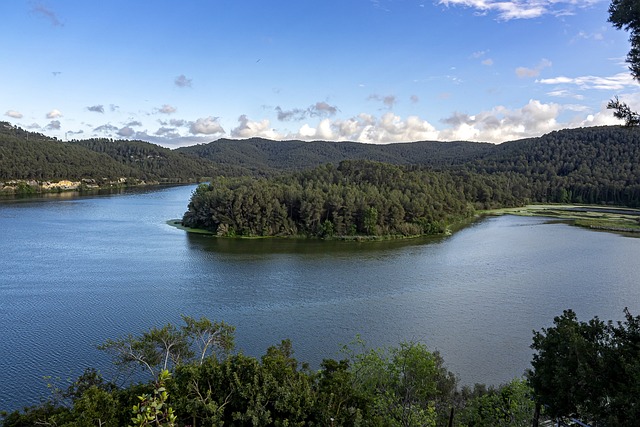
[157,104,177,114]
[290,98,617,144]
[190,116,225,135]
[174,75,192,88]
[231,115,281,139]
[87,105,104,113]
[93,124,119,134]
[117,127,135,137]
[276,101,339,121]
[125,120,143,127]
[169,119,187,127]
[32,2,63,26]
[293,113,439,143]
[439,99,566,142]
[45,120,61,130]
[537,72,638,91]
[158,118,188,127]
[516,59,552,78]
[46,109,63,119]
[368,94,397,109]
[5,110,23,119]
[154,127,181,138]
[438,0,595,20]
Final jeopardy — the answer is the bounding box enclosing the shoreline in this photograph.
[483,204,640,236]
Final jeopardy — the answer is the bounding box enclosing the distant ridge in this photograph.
[175,137,494,174]
[3,121,640,207]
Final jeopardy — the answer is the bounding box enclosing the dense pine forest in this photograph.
[181,161,526,238]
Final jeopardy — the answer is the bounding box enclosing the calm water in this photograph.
[2,185,640,411]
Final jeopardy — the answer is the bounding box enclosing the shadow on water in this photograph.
[186,232,449,256]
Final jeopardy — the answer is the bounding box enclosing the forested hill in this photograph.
[467,126,640,205]
[0,123,139,181]
[4,120,640,203]
[0,122,227,182]
[176,137,494,174]
[67,138,244,181]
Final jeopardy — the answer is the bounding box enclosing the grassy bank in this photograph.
[484,205,640,236]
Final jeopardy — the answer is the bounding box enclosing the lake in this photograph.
[2,184,640,411]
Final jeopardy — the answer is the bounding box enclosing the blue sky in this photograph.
[1,0,638,146]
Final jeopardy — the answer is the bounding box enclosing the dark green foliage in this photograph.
[609,0,640,80]
[68,138,225,181]
[528,308,640,426]
[607,0,640,125]
[182,161,503,238]
[175,137,493,174]
[30,312,640,427]
[2,319,488,427]
[467,126,640,206]
[607,96,640,127]
[0,122,222,183]
[0,122,138,181]
[98,316,235,381]
[456,379,536,427]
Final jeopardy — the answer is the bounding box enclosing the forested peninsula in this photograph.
[181,126,640,238]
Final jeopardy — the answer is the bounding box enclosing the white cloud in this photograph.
[438,0,597,20]
[231,115,282,139]
[117,126,135,137]
[157,104,177,114]
[46,109,63,119]
[439,99,572,142]
[368,94,397,109]
[276,101,338,121]
[546,89,585,100]
[174,74,192,88]
[93,123,118,134]
[482,58,494,66]
[537,72,638,91]
[45,120,61,130]
[516,59,552,78]
[5,110,23,119]
[189,116,225,136]
[292,113,439,144]
[87,105,104,113]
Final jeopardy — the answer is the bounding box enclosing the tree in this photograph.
[528,310,607,423]
[528,308,640,426]
[608,0,640,125]
[99,316,234,381]
[181,315,235,365]
[347,340,456,427]
[607,96,640,127]
[456,379,536,427]
[99,324,191,380]
[130,370,177,427]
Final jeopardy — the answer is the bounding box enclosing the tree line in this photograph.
[181,161,530,238]
[3,309,638,426]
